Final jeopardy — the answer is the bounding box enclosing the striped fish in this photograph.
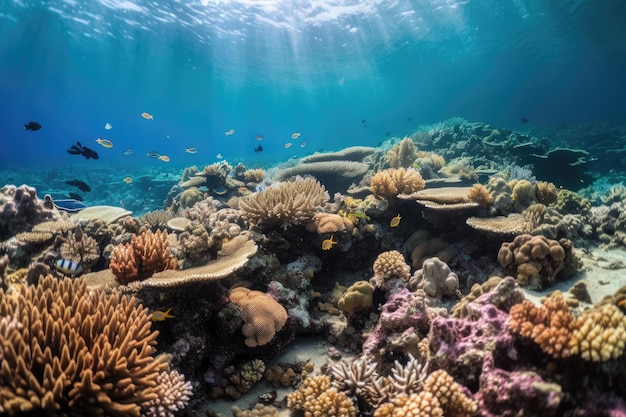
[55,259,84,277]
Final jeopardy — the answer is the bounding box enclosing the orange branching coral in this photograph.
[568,303,626,362]
[229,287,289,347]
[239,177,329,229]
[0,275,188,417]
[374,392,444,417]
[287,375,356,417]
[424,369,477,417]
[370,168,426,201]
[508,291,577,358]
[109,228,178,284]
[373,250,411,281]
[467,183,494,208]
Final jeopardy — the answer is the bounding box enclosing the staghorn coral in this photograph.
[508,291,576,359]
[330,357,378,398]
[371,250,411,289]
[229,287,289,347]
[408,257,460,306]
[0,275,189,417]
[370,168,425,201]
[467,183,494,208]
[109,228,178,285]
[142,370,193,417]
[287,374,356,417]
[337,280,374,317]
[497,234,567,289]
[568,303,626,361]
[383,137,419,168]
[239,177,329,229]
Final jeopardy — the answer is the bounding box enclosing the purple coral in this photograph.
[362,288,431,356]
[429,300,516,387]
[475,354,562,417]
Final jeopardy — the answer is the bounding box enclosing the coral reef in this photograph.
[229,287,289,347]
[370,168,426,200]
[0,184,62,240]
[142,370,193,417]
[239,177,329,229]
[0,275,190,416]
[337,280,375,317]
[372,250,411,283]
[467,183,494,208]
[383,137,419,168]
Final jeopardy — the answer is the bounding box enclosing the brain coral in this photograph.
[239,177,329,229]
[370,168,426,200]
[0,275,187,417]
[229,287,289,347]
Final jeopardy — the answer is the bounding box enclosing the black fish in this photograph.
[385,131,391,137]
[24,121,42,131]
[361,119,367,124]
[67,141,99,160]
[406,117,412,122]
[66,179,91,192]
[68,192,83,201]
[254,145,263,153]
[520,116,529,124]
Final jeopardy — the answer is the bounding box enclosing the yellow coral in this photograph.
[467,183,494,208]
[287,375,356,417]
[338,281,374,316]
[569,303,626,361]
[424,369,477,417]
[370,168,425,200]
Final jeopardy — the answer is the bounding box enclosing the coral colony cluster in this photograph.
[2,119,626,417]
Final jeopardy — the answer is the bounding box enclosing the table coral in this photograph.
[370,167,426,200]
[229,287,289,347]
[0,275,189,417]
[239,177,329,229]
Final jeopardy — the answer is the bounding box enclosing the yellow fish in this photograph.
[158,155,170,162]
[291,132,300,139]
[284,142,292,149]
[225,128,235,136]
[389,214,401,227]
[141,112,154,120]
[96,138,113,148]
[151,307,175,321]
[123,176,133,184]
[321,234,337,250]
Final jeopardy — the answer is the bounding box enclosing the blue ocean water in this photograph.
[1,0,625,210]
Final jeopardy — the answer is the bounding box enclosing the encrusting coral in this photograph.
[0,275,191,417]
[370,168,426,201]
[229,287,289,347]
[109,227,178,285]
[239,177,329,229]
